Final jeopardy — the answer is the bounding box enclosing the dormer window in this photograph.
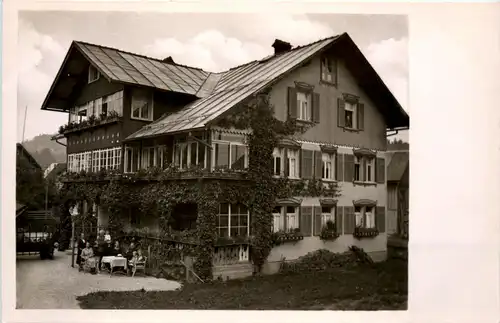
[88,65,100,83]
[320,56,336,84]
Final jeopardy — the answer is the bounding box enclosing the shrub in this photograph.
[279,249,358,274]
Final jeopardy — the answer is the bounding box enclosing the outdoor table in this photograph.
[101,256,127,276]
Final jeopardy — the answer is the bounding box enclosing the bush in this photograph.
[279,247,375,274]
[279,249,358,274]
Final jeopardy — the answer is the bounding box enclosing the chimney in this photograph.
[272,39,292,55]
[162,56,175,64]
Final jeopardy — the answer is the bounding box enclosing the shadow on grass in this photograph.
[77,259,407,310]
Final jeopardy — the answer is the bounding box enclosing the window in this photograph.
[174,139,207,170]
[286,149,299,178]
[354,156,361,181]
[68,148,121,173]
[273,148,284,176]
[272,206,284,232]
[355,205,376,229]
[88,65,100,83]
[365,157,374,182]
[321,206,335,226]
[131,89,153,121]
[322,152,335,181]
[124,146,140,173]
[296,91,312,121]
[140,146,165,170]
[141,147,155,169]
[344,101,357,129]
[354,155,375,183]
[286,206,298,231]
[212,133,248,170]
[216,203,249,238]
[321,56,336,83]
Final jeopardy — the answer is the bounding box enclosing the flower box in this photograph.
[353,227,379,239]
[271,230,304,245]
[319,230,339,241]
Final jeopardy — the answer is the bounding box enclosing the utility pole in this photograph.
[22,105,28,143]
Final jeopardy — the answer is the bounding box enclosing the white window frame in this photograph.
[131,90,154,121]
[354,155,361,182]
[354,155,375,183]
[273,148,284,177]
[88,65,100,83]
[124,146,137,173]
[141,147,156,169]
[365,157,375,183]
[321,56,335,83]
[296,91,312,122]
[322,152,335,181]
[344,101,357,129]
[286,149,299,179]
[212,136,248,171]
[355,205,376,229]
[272,206,285,233]
[321,206,335,227]
[285,206,299,231]
[216,203,250,238]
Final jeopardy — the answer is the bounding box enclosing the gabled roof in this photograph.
[41,41,210,112]
[16,202,28,217]
[387,151,409,182]
[16,143,41,170]
[127,33,409,140]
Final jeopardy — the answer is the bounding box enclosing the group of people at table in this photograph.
[76,230,145,275]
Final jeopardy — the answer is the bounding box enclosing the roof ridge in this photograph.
[225,34,342,72]
[73,40,210,73]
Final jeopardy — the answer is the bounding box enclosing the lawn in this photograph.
[77,258,407,310]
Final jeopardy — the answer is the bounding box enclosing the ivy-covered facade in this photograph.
[44,33,409,280]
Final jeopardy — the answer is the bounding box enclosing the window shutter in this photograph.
[337,98,345,127]
[300,206,313,237]
[376,206,386,233]
[287,87,298,119]
[313,206,322,236]
[344,206,355,234]
[333,59,338,86]
[301,149,313,179]
[312,93,320,123]
[314,151,322,179]
[344,154,354,182]
[376,157,386,184]
[358,103,364,130]
[336,206,343,235]
[336,153,344,181]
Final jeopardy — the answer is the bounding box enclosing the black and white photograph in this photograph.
[6,2,499,322]
[14,10,411,310]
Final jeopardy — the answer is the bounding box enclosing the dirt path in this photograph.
[16,250,182,309]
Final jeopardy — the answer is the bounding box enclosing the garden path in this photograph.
[16,250,181,309]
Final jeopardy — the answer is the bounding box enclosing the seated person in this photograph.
[128,249,145,275]
[80,242,98,274]
[125,242,136,260]
[110,240,122,256]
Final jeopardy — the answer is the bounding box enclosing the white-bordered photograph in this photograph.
[3,1,500,323]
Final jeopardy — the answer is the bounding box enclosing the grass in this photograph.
[77,258,407,310]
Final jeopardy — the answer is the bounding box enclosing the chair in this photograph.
[131,257,147,277]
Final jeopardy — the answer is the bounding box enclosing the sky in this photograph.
[17,12,409,142]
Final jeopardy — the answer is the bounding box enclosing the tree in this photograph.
[16,153,58,209]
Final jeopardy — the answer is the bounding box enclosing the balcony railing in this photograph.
[59,112,122,135]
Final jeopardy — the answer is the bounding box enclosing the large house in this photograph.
[42,32,409,278]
